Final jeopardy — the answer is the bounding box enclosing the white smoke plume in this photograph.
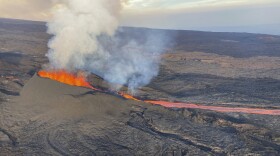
[47,0,169,92]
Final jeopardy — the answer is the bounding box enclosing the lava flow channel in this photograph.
[145,101,280,115]
[38,70,280,116]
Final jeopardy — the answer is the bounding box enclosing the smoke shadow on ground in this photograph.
[0,52,25,66]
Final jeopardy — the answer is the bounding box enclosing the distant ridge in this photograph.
[1,18,280,58]
[0,17,46,32]
[0,17,45,25]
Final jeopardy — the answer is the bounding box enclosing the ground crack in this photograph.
[0,88,19,96]
[127,111,226,156]
[0,127,18,146]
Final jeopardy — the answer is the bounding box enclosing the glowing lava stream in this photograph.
[38,70,280,116]
[145,101,280,115]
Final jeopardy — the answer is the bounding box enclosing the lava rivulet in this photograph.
[145,101,280,115]
[119,92,141,101]
[38,70,280,116]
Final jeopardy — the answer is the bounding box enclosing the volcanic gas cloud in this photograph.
[46,0,167,92]
[39,0,280,116]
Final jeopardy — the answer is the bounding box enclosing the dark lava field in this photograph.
[1,18,280,155]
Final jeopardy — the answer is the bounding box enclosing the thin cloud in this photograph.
[0,0,279,34]
[0,0,53,21]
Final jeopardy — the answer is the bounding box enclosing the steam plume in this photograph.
[47,0,168,92]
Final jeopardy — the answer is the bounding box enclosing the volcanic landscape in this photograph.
[1,18,280,155]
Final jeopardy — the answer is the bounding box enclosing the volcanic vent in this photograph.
[37,70,280,116]
[4,73,280,155]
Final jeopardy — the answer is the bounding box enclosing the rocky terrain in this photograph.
[0,18,280,155]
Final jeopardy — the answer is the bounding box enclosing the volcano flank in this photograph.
[1,18,280,155]
[0,73,279,155]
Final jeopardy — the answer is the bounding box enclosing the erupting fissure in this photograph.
[38,70,280,116]
[38,70,98,90]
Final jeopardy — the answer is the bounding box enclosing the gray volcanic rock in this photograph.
[1,18,280,155]
[0,74,279,155]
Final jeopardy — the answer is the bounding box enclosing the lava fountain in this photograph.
[38,70,98,91]
[38,70,280,116]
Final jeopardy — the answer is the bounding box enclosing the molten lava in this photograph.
[38,70,98,90]
[119,92,141,101]
[145,101,280,116]
[38,70,280,116]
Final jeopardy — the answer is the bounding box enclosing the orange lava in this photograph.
[119,92,141,101]
[145,101,280,115]
[38,70,98,90]
[38,70,280,116]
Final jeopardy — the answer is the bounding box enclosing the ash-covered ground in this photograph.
[0,18,280,155]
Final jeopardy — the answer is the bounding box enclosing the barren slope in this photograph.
[1,18,280,155]
[0,75,279,155]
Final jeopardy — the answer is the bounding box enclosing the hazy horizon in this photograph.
[0,0,279,35]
